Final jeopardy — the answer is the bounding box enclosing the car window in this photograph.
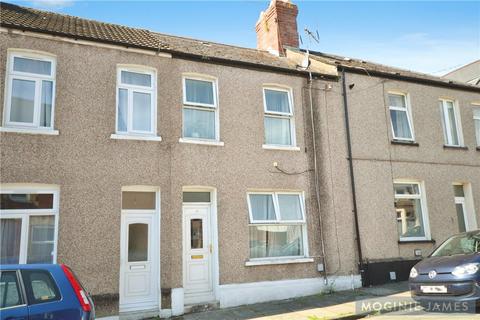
[432,233,480,257]
[0,271,23,308]
[21,270,60,304]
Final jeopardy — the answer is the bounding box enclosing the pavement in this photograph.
[171,281,413,320]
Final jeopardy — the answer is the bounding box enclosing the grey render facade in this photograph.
[0,1,479,318]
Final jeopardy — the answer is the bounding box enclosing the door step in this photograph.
[184,301,219,314]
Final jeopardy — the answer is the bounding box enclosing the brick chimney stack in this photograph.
[255,0,299,55]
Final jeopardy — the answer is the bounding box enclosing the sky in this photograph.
[7,0,480,75]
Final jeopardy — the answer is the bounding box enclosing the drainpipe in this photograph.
[307,71,328,285]
[341,68,365,285]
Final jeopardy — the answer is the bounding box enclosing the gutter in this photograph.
[0,24,338,80]
[341,68,365,285]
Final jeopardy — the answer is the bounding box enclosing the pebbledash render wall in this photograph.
[0,31,358,311]
[314,71,480,281]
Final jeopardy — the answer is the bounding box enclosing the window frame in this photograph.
[439,98,464,147]
[0,185,59,264]
[3,50,56,130]
[181,74,220,142]
[473,103,480,147]
[115,65,157,137]
[387,92,415,141]
[262,85,297,147]
[246,191,309,261]
[393,180,431,242]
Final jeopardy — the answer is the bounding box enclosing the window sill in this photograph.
[179,138,224,146]
[0,127,59,135]
[443,145,468,150]
[398,239,436,244]
[391,140,419,147]
[262,144,300,151]
[110,134,162,141]
[245,257,314,266]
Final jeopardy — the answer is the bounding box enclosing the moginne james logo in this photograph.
[356,297,476,315]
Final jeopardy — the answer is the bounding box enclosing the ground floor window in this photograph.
[0,186,58,264]
[394,181,430,241]
[247,192,307,259]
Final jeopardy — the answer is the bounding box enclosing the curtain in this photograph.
[390,109,412,139]
[249,194,276,221]
[0,219,22,264]
[121,71,151,87]
[265,90,290,113]
[10,79,35,123]
[249,225,303,258]
[132,91,151,132]
[13,57,51,75]
[183,108,215,139]
[40,80,53,127]
[265,117,291,145]
[278,194,302,220]
[185,79,214,105]
[27,216,55,264]
[447,105,459,145]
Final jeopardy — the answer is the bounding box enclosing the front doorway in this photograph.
[119,188,160,313]
[183,191,216,305]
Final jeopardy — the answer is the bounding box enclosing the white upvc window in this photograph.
[263,86,296,147]
[473,106,480,147]
[388,92,414,141]
[3,51,56,130]
[0,185,59,264]
[394,181,431,242]
[247,192,308,260]
[182,75,219,141]
[439,99,463,146]
[116,66,157,136]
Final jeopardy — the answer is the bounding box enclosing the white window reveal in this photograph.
[263,87,296,146]
[439,99,463,146]
[473,106,480,147]
[394,182,430,242]
[182,76,219,142]
[247,192,308,260]
[116,67,157,137]
[3,51,56,131]
[388,93,414,141]
[0,187,59,264]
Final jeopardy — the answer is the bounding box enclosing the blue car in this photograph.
[409,230,480,312]
[0,264,94,320]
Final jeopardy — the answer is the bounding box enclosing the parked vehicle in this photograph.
[0,264,94,320]
[409,230,480,311]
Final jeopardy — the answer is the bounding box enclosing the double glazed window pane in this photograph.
[474,108,480,146]
[0,193,54,210]
[132,92,151,132]
[185,79,214,105]
[278,195,303,221]
[183,108,215,139]
[394,184,419,196]
[389,94,406,108]
[249,225,303,258]
[121,71,151,87]
[249,194,276,221]
[27,216,55,264]
[265,117,291,145]
[0,219,22,264]
[264,89,290,113]
[440,101,460,145]
[395,198,425,238]
[117,89,128,132]
[390,110,412,139]
[128,223,148,262]
[10,79,35,123]
[13,57,51,75]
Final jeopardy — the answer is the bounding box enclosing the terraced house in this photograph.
[0,0,479,319]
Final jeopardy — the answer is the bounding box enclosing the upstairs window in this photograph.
[247,192,307,259]
[473,106,480,147]
[116,67,156,136]
[4,51,56,130]
[182,76,218,141]
[263,87,295,146]
[439,99,463,146]
[388,93,414,141]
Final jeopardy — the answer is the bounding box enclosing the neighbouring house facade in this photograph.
[0,0,479,319]
[443,60,480,86]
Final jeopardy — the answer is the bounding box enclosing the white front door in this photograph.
[183,204,214,304]
[120,213,158,312]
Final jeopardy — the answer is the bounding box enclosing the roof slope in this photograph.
[0,2,302,75]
